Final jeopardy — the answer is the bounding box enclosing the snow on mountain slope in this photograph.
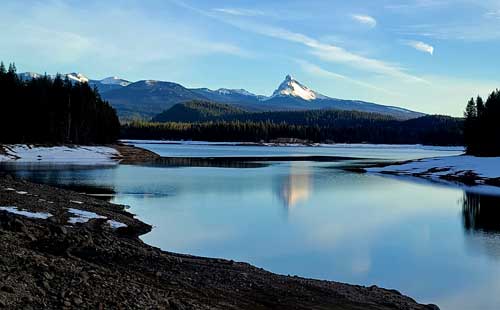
[66,73,89,83]
[269,75,326,101]
[19,72,89,84]
[18,72,43,81]
[100,76,131,87]
[216,88,257,97]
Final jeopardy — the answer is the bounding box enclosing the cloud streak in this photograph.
[297,60,399,96]
[213,8,268,17]
[395,22,500,41]
[391,1,500,41]
[219,20,426,83]
[0,0,250,69]
[485,9,500,19]
[351,14,377,28]
[385,0,449,10]
[405,40,434,55]
[169,0,426,82]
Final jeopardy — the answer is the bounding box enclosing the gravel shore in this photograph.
[0,175,440,309]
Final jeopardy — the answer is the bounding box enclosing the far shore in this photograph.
[121,139,465,150]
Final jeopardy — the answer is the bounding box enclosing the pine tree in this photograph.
[463,90,500,156]
[7,63,16,75]
[476,96,484,117]
[464,98,477,154]
[0,61,120,144]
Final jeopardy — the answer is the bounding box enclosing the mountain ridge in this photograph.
[17,71,424,120]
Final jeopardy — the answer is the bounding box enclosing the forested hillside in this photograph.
[153,101,247,122]
[0,62,120,144]
[124,111,463,146]
[152,101,396,125]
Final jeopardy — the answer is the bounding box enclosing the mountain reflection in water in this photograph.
[275,163,312,210]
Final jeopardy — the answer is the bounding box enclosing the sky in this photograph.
[1,0,500,116]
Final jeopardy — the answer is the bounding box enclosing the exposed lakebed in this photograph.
[2,142,500,310]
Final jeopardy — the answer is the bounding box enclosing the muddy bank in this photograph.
[0,176,438,309]
[111,143,160,164]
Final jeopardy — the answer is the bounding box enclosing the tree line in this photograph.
[0,62,120,144]
[122,115,463,145]
[464,90,500,156]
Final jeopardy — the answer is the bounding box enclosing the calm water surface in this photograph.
[2,143,500,310]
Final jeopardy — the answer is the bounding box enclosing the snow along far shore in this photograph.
[367,155,500,179]
[364,155,500,195]
[0,145,119,165]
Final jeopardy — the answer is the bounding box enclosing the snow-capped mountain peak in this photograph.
[100,76,131,87]
[65,72,89,83]
[270,75,326,101]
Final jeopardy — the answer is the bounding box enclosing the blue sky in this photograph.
[1,0,500,116]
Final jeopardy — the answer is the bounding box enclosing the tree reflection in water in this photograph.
[462,192,500,233]
[0,163,116,201]
[462,192,500,259]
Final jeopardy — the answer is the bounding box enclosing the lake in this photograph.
[2,142,500,310]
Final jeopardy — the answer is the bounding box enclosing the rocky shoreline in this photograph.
[0,175,439,309]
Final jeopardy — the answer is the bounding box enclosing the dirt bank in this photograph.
[111,143,160,164]
[0,176,439,309]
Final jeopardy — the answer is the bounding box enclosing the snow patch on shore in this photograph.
[107,219,127,229]
[68,208,106,224]
[67,208,127,229]
[367,155,500,179]
[0,206,52,219]
[0,145,119,164]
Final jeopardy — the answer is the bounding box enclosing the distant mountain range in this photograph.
[18,72,424,120]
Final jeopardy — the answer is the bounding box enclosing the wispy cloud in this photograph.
[390,1,500,41]
[485,9,500,19]
[219,20,426,83]
[385,0,449,10]
[0,0,250,69]
[297,60,399,96]
[395,22,500,41]
[213,8,268,17]
[404,40,434,55]
[351,14,377,28]
[169,0,425,82]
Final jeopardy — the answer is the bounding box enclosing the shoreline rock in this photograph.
[0,176,438,309]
